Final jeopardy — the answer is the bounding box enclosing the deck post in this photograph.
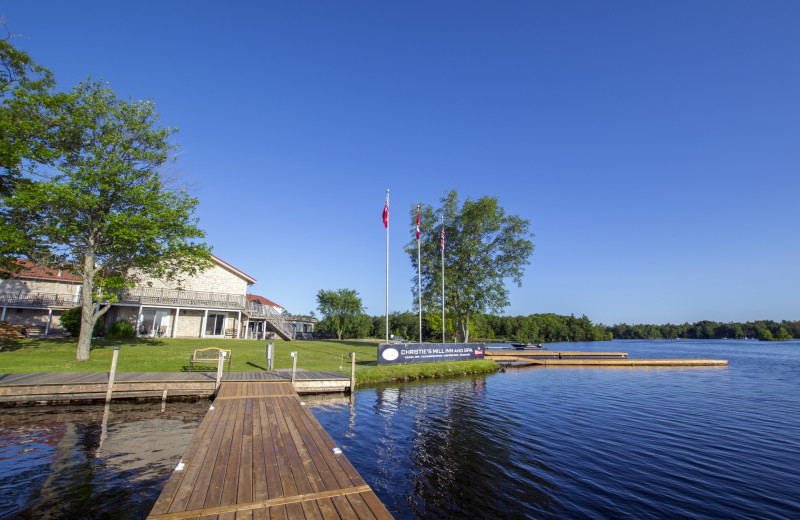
[105,344,121,403]
[349,352,356,394]
[172,308,180,338]
[215,350,225,389]
[290,351,297,385]
[45,308,52,334]
[266,342,274,371]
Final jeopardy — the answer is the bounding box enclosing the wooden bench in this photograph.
[189,347,232,371]
[24,325,46,338]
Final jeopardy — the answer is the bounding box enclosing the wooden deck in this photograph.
[485,350,629,360]
[485,350,727,367]
[148,380,392,520]
[0,371,351,404]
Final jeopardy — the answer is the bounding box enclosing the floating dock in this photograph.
[147,380,392,520]
[0,370,351,405]
[484,350,727,367]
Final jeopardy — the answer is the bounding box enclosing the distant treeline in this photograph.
[315,310,796,343]
[606,320,797,341]
[327,312,611,343]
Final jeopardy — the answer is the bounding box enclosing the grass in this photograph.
[0,337,500,385]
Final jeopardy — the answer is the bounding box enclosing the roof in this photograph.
[0,259,82,283]
[211,255,257,284]
[247,294,282,308]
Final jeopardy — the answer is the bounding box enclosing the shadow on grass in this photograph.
[246,362,268,371]
[91,338,171,349]
[306,340,379,348]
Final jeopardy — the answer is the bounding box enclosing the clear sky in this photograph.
[4,1,799,325]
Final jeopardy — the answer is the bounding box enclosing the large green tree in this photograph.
[316,288,366,340]
[5,79,211,360]
[0,28,71,270]
[406,190,534,342]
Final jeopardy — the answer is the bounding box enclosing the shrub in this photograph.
[59,307,81,336]
[59,307,106,337]
[107,320,136,339]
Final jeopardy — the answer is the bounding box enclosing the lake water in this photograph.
[2,339,799,519]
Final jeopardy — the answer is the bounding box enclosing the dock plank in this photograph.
[147,380,391,520]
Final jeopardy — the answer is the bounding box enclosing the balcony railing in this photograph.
[117,287,248,310]
[0,291,80,308]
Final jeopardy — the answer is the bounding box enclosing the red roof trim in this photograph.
[247,294,282,308]
[1,259,82,282]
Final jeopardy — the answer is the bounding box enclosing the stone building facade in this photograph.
[0,256,295,340]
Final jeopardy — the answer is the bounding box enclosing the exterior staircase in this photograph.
[244,301,294,341]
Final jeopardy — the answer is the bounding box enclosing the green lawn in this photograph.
[0,337,499,385]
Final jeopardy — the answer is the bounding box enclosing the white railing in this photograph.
[0,291,80,308]
[119,287,247,310]
[244,301,295,340]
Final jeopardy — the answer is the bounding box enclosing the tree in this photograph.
[775,327,792,341]
[4,79,211,361]
[758,328,774,341]
[406,190,534,342]
[0,26,71,270]
[316,288,365,340]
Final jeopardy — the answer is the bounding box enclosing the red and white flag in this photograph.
[416,208,420,240]
[382,196,389,228]
[441,226,445,250]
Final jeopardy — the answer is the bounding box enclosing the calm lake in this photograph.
[2,339,799,519]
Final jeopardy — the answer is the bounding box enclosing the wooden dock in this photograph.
[484,350,727,367]
[0,370,351,405]
[147,380,393,520]
[486,351,629,360]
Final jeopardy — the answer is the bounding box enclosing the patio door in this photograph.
[140,308,172,337]
[205,313,226,337]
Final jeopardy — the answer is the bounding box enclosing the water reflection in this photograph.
[0,400,208,520]
[312,376,563,519]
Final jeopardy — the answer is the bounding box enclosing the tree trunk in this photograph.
[76,255,95,361]
[458,311,471,343]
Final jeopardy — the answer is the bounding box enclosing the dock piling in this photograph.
[349,352,356,393]
[105,344,121,403]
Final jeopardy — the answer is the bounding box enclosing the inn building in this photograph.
[0,256,314,340]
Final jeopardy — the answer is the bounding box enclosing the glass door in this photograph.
[205,313,226,337]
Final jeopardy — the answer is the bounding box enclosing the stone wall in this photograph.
[0,278,81,297]
[1,308,65,332]
[177,309,204,338]
[134,262,249,296]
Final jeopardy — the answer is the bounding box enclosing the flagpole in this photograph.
[441,215,445,343]
[417,204,422,344]
[385,189,389,344]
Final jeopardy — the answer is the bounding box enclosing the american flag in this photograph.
[416,209,420,240]
[441,226,445,250]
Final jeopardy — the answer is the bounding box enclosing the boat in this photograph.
[510,343,545,350]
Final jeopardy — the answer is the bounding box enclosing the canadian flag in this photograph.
[441,226,445,250]
[382,197,388,228]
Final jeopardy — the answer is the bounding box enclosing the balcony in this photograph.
[118,287,247,310]
[0,291,80,308]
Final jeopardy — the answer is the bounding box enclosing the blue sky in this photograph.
[4,1,799,325]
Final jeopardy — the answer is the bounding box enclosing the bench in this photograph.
[24,325,46,338]
[189,347,232,371]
